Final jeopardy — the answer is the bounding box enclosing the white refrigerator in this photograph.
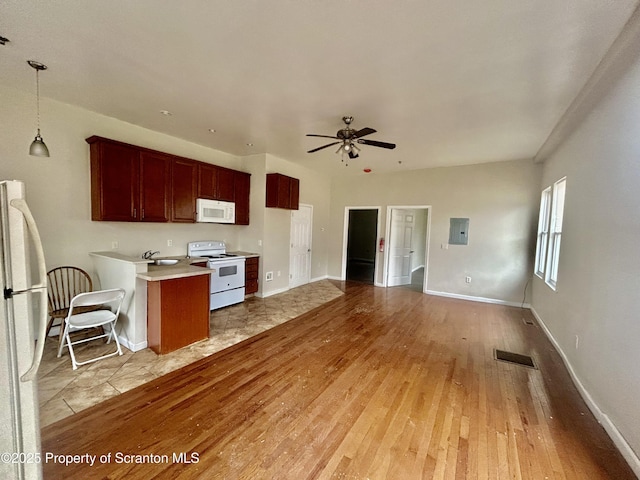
[0,180,48,480]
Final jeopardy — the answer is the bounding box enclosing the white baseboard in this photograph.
[118,335,147,353]
[52,325,146,353]
[258,285,291,298]
[310,275,329,283]
[426,289,530,308]
[530,307,640,477]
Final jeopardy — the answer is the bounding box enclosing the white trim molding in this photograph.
[426,289,530,308]
[118,335,147,353]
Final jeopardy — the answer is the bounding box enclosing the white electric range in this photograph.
[187,241,246,310]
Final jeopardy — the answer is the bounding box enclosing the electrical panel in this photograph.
[449,218,469,245]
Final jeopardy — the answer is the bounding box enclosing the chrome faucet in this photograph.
[142,250,160,260]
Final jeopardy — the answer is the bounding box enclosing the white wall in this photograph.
[0,84,246,278]
[329,160,542,304]
[260,154,331,296]
[531,45,640,468]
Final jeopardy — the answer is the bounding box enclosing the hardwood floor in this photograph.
[41,282,635,479]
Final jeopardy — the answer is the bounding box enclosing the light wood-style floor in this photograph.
[41,282,635,479]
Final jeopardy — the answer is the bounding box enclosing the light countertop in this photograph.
[90,251,213,281]
[137,265,212,282]
[91,251,258,263]
[89,251,151,264]
[228,251,260,258]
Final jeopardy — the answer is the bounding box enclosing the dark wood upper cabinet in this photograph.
[171,159,198,222]
[139,151,171,222]
[88,138,140,221]
[289,177,300,210]
[197,163,218,200]
[89,136,170,222]
[198,164,235,202]
[234,171,251,225]
[266,173,299,210]
[88,136,250,224]
[216,168,236,202]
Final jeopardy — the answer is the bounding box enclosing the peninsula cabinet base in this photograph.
[147,275,209,354]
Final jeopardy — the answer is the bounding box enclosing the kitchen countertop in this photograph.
[137,265,212,282]
[228,251,260,258]
[89,251,152,264]
[137,255,212,282]
[90,251,258,282]
[90,252,213,282]
[91,251,209,265]
[136,252,258,282]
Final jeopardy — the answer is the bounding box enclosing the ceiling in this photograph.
[1,1,638,176]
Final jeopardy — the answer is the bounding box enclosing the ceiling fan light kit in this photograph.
[307,115,395,166]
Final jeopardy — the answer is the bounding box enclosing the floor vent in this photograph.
[494,349,537,369]
[522,317,535,326]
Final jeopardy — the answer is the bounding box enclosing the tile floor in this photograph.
[37,280,344,428]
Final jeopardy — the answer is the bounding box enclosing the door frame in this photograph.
[289,203,313,288]
[341,206,383,285]
[383,205,432,292]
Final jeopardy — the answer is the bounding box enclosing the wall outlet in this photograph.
[167,239,173,247]
[465,276,471,284]
[258,239,262,246]
[575,335,579,349]
[111,241,119,249]
[277,271,281,277]
[265,271,273,282]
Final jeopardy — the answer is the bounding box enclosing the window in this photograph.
[534,187,552,278]
[533,177,567,290]
[545,177,566,290]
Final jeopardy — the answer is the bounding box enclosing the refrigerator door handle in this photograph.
[9,198,48,382]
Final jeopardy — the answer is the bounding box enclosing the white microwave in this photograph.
[196,199,235,224]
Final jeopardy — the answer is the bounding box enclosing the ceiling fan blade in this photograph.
[353,127,376,139]
[308,141,340,153]
[306,134,339,140]
[357,139,396,149]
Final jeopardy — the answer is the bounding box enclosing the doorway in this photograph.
[385,206,430,292]
[345,208,379,284]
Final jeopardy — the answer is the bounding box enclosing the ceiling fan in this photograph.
[306,116,396,163]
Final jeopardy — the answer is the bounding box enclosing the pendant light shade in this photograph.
[27,60,50,157]
[29,130,50,157]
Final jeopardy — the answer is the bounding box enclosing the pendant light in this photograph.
[27,60,50,157]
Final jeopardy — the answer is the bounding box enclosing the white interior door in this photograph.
[290,205,312,288]
[387,209,415,286]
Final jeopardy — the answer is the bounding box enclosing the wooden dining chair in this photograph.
[46,266,94,351]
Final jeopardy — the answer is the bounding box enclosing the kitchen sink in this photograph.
[154,259,179,266]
